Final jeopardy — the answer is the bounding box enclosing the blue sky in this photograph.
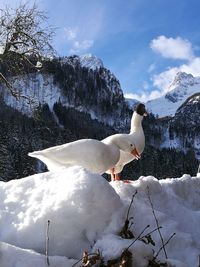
[1,0,200,102]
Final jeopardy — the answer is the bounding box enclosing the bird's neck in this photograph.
[104,136,121,163]
[103,134,126,151]
[103,134,122,146]
[130,112,143,133]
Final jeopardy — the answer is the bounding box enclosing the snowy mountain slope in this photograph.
[146,72,200,118]
[167,92,200,159]
[0,55,130,129]
[1,73,63,115]
[0,166,200,267]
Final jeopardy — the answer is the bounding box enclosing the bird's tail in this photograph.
[28,151,42,158]
[28,151,65,171]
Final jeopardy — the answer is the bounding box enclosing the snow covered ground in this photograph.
[0,166,200,267]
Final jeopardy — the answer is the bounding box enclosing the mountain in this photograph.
[1,54,131,130]
[168,92,200,159]
[79,53,104,70]
[0,55,199,181]
[146,72,200,118]
[62,53,104,70]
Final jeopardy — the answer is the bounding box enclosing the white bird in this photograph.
[197,164,200,177]
[105,103,147,181]
[28,134,137,175]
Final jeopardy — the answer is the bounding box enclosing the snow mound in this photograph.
[93,234,153,267]
[0,166,122,259]
[0,241,76,267]
[0,167,200,266]
[111,175,200,266]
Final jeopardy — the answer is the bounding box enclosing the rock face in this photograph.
[169,93,200,159]
[0,56,199,181]
[1,55,131,129]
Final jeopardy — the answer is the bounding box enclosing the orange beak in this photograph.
[131,148,141,159]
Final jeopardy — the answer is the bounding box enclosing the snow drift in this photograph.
[0,166,200,266]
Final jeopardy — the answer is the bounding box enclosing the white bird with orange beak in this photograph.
[28,134,137,175]
[105,103,148,181]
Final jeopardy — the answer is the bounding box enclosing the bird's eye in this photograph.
[130,144,133,147]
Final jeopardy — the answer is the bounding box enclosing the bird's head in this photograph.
[135,103,148,116]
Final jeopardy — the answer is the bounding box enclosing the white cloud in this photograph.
[152,67,179,93]
[180,57,200,75]
[125,90,162,103]
[64,27,77,41]
[63,26,94,54]
[148,63,156,73]
[150,35,194,60]
[70,39,94,53]
[142,81,149,90]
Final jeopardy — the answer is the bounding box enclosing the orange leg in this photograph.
[110,168,115,181]
[110,169,131,183]
[110,168,121,181]
[114,172,121,181]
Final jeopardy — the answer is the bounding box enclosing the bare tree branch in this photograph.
[147,186,168,259]
[46,220,50,266]
[154,232,176,259]
[0,2,56,101]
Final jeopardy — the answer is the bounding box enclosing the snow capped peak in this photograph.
[146,72,200,118]
[79,53,103,70]
[169,72,200,90]
[174,71,193,82]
